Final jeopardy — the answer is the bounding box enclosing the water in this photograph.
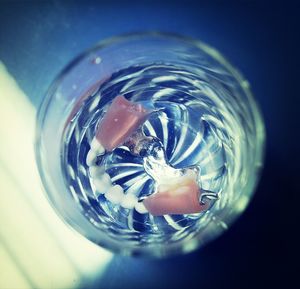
[62,63,237,245]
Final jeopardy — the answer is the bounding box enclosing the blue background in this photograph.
[0,0,297,288]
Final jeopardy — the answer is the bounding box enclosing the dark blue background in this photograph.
[0,0,297,288]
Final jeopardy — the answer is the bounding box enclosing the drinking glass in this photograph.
[35,32,265,257]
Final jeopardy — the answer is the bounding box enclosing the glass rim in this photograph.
[35,31,266,257]
[36,30,264,133]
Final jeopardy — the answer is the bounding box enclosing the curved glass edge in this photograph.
[34,31,266,257]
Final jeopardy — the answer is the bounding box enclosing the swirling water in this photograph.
[62,63,237,244]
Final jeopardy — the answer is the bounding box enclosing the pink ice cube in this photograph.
[96,95,150,151]
[143,179,209,216]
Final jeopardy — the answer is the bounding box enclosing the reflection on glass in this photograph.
[35,33,265,257]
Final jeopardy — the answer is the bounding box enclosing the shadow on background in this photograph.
[0,0,297,288]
